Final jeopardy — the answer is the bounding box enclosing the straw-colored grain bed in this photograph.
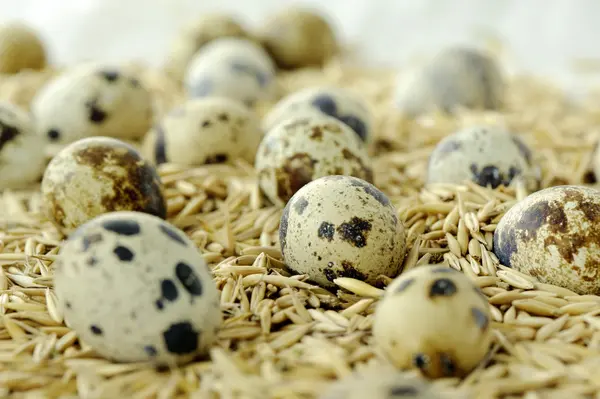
[1,58,600,399]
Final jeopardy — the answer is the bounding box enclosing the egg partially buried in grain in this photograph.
[279,175,405,289]
[41,137,166,232]
[494,185,600,295]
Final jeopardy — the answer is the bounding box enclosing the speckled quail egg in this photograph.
[0,22,46,74]
[373,265,493,378]
[427,125,539,191]
[184,37,276,106]
[494,185,600,295]
[319,366,457,399]
[41,137,166,232]
[395,47,504,117]
[263,86,373,143]
[31,65,153,145]
[142,97,263,166]
[0,101,46,189]
[279,175,405,289]
[54,211,222,365]
[258,7,338,69]
[256,114,374,206]
[164,13,250,82]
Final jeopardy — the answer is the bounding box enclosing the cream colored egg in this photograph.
[279,175,405,289]
[373,265,493,379]
[494,185,600,295]
[259,7,338,69]
[184,37,277,106]
[0,101,46,189]
[0,22,46,74]
[255,114,373,206]
[54,211,222,365]
[142,97,263,166]
[41,137,166,232]
[427,125,539,191]
[31,65,154,145]
[263,86,373,143]
[395,47,504,117]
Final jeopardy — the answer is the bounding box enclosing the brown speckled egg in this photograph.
[279,175,405,289]
[142,97,263,166]
[255,114,373,206]
[494,185,600,295]
[41,137,166,232]
[0,23,46,74]
[395,47,504,117]
[259,7,338,69]
[373,265,493,379]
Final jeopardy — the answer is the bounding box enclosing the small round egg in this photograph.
[184,37,276,106]
[165,13,249,82]
[259,8,337,69]
[41,137,166,232]
[54,211,222,365]
[395,47,504,117]
[263,86,373,143]
[373,265,493,378]
[142,97,263,166]
[280,175,405,289]
[427,125,539,191]
[0,23,46,74]
[256,114,374,206]
[494,185,600,295]
[0,101,46,189]
[32,65,154,145]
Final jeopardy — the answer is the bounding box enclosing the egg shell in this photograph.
[0,101,46,189]
[427,125,539,191]
[0,23,46,74]
[0,68,58,111]
[263,86,373,143]
[494,185,600,295]
[373,265,493,378]
[32,65,154,145]
[259,8,337,69]
[184,37,276,106]
[142,97,263,166]
[165,13,249,82]
[395,47,504,117]
[591,142,600,183]
[279,175,405,289]
[319,366,455,399]
[54,211,222,365]
[41,136,166,232]
[256,114,374,206]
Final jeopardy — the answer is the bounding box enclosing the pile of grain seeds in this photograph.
[1,52,600,399]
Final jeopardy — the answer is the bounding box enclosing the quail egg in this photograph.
[0,101,46,189]
[427,125,538,191]
[256,114,373,206]
[263,86,373,143]
[142,97,263,166]
[165,13,249,82]
[373,265,493,378]
[279,175,405,289]
[184,37,276,106]
[41,137,166,232]
[54,211,222,365]
[395,47,504,117]
[32,65,154,145]
[0,22,46,74]
[259,7,337,69]
[494,185,600,295]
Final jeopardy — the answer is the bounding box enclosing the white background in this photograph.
[1,0,600,95]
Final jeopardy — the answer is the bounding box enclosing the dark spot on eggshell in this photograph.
[348,177,390,206]
[65,301,72,309]
[388,385,419,397]
[470,164,504,189]
[311,95,338,116]
[160,279,179,302]
[113,245,135,262]
[432,139,461,163]
[294,196,309,215]
[81,233,103,251]
[439,354,457,377]
[413,353,429,371]
[47,128,61,141]
[471,307,490,331]
[85,99,108,124]
[431,267,458,273]
[338,114,367,142]
[340,260,366,280]
[323,268,337,282]
[159,224,187,246]
[102,219,141,236]
[90,325,103,335]
[428,278,457,297]
[144,345,157,357]
[163,321,199,355]
[393,278,415,294]
[341,148,374,183]
[201,120,212,128]
[317,221,335,241]
[86,256,98,266]
[0,119,20,151]
[511,135,532,165]
[274,152,316,202]
[175,262,203,297]
[336,217,371,248]
[310,126,323,140]
[154,125,168,165]
[155,299,164,310]
[99,70,119,82]
[217,113,229,122]
[204,153,228,164]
